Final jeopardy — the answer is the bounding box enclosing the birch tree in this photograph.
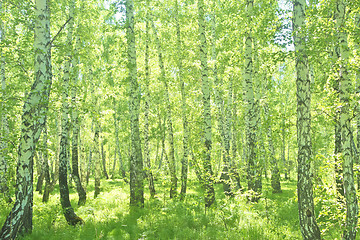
[58,0,83,225]
[71,33,86,206]
[198,0,215,207]
[126,0,144,208]
[0,0,11,203]
[144,7,156,197]
[211,3,232,196]
[335,1,358,238]
[244,0,259,194]
[0,0,53,238]
[151,17,177,199]
[293,0,321,238]
[175,0,189,200]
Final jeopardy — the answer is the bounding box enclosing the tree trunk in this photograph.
[86,148,92,186]
[126,0,144,208]
[293,0,321,239]
[144,11,156,198]
[42,126,53,203]
[198,0,215,208]
[335,1,358,239]
[35,151,45,194]
[70,37,86,205]
[264,104,281,193]
[281,104,288,180]
[43,114,60,203]
[175,0,189,201]
[230,87,242,190]
[0,0,53,238]
[334,111,344,199]
[114,106,126,181]
[0,3,11,202]
[101,138,109,179]
[150,18,177,199]
[211,5,232,197]
[356,13,360,191]
[58,0,83,225]
[244,0,259,194]
[94,120,101,198]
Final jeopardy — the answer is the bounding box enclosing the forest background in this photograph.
[0,0,360,239]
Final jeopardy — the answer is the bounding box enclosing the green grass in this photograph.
[0,176,343,239]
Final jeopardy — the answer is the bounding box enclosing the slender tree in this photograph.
[293,0,321,239]
[175,0,189,200]
[144,7,156,198]
[71,32,86,206]
[93,119,101,198]
[264,103,281,193]
[0,0,11,203]
[114,101,126,180]
[335,1,358,239]
[101,136,109,180]
[126,0,144,208]
[42,125,52,203]
[0,0,53,238]
[150,17,177,199]
[230,83,242,190]
[355,13,360,191]
[211,3,232,196]
[244,0,259,194]
[58,0,83,225]
[198,0,215,208]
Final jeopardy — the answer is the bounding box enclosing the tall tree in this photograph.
[335,1,358,239]
[144,6,156,198]
[0,0,11,203]
[175,0,189,200]
[211,2,232,196]
[0,0,53,238]
[244,0,259,194]
[293,0,321,239]
[71,32,86,206]
[198,0,215,208]
[114,101,126,180]
[355,12,360,191]
[93,119,101,198]
[126,0,144,208]
[264,102,281,193]
[150,17,177,199]
[58,0,83,226]
[100,135,109,180]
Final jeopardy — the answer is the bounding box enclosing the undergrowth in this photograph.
[0,175,342,239]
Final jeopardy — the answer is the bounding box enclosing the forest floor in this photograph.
[0,174,343,240]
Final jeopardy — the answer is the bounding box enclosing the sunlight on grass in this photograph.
[0,176,341,239]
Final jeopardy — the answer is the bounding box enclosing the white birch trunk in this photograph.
[0,1,11,203]
[244,0,259,194]
[0,0,52,238]
[126,0,144,208]
[335,1,358,239]
[293,0,321,239]
[198,0,215,207]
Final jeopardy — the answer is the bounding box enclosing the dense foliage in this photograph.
[1,0,360,239]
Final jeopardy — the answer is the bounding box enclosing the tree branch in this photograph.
[47,17,73,47]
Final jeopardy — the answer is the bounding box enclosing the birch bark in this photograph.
[293,0,321,238]
[335,1,358,239]
[198,0,215,207]
[126,0,144,207]
[0,0,53,238]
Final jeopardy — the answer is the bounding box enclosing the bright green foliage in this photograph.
[2,0,360,239]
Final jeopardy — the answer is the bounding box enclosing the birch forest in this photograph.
[1,0,360,239]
